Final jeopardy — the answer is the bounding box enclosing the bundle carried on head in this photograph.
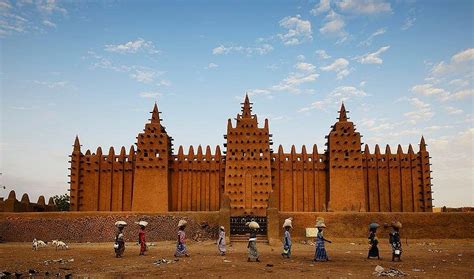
[391,221,402,229]
[220,226,225,231]
[178,219,188,227]
[369,222,380,230]
[315,217,326,228]
[283,217,293,228]
[115,221,127,227]
[246,221,260,229]
[135,221,148,227]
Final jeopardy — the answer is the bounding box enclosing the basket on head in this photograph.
[115,221,127,227]
[315,217,326,228]
[391,221,402,229]
[178,219,188,227]
[283,218,293,228]
[220,226,225,231]
[369,222,380,230]
[246,221,260,229]
[136,221,148,227]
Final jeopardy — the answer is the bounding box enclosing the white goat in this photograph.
[52,240,69,250]
[32,239,47,250]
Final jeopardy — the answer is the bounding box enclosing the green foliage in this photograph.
[53,193,70,211]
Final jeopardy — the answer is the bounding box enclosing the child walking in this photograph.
[281,217,292,258]
[175,219,190,257]
[217,226,226,256]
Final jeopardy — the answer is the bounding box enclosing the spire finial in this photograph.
[420,135,426,151]
[241,93,252,117]
[151,102,160,124]
[74,135,81,152]
[338,102,348,122]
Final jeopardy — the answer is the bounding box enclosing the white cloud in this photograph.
[403,97,434,123]
[431,48,474,76]
[401,16,416,30]
[278,15,312,45]
[212,44,273,55]
[0,0,67,37]
[139,91,161,98]
[311,0,331,15]
[337,0,392,14]
[320,58,351,79]
[87,51,166,85]
[33,80,68,88]
[296,54,306,61]
[42,19,56,28]
[248,62,319,96]
[298,85,367,112]
[428,128,474,207]
[295,62,316,73]
[355,46,390,64]
[319,10,346,38]
[206,63,219,69]
[129,68,159,83]
[315,49,331,59]
[450,89,474,100]
[452,48,474,63]
[445,106,463,115]
[36,0,67,15]
[411,84,449,98]
[449,78,469,88]
[358,28,386,47]
[105,38,160,55]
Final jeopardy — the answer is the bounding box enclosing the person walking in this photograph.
[389,221,403,262]
[114,221,127,258]
[217,226,226,256]
[281,217,292,258]
[314,217,332,262]
[175,219,190,257]
[247,221,260,262]
[136,221,148,256]
[367,222,380,259]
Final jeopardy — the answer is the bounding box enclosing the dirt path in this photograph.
[1,239,473,278]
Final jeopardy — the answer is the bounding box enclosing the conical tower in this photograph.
[326,103,365,212]
[132,103,173,212]
[224,94,273,217]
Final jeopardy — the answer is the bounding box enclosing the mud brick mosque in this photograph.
[69,94,433,222]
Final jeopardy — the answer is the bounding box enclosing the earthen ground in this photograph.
[1,239,472,278]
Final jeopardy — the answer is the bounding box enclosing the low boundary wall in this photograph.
[0,212,220,242]
[1,212,473,243]
[278,212,474,240]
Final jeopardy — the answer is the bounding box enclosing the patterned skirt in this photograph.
[248,241,259,259]
[314,239,328,261]
[175,243,188,256]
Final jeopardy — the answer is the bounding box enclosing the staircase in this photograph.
[230,234,269,244]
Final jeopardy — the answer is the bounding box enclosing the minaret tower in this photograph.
[224,94,273,216]
[132,103,173,211]
[327,103,366,211]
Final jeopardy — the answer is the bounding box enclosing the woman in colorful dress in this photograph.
[217,226,226,256]
[314,217,332,262]
[367,222,380,259]
[175,219,190,257]
[389,221,402,262]
[247,221,260,262]
[281,217,292,258]
[114,221,127,258]
[137,221,148,256]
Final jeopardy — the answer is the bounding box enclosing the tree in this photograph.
[53,193,70,211]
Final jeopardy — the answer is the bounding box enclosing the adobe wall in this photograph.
[0,211,220,242]
[278,212,474,240]
[271,145,328,212]
[170,145,224,211]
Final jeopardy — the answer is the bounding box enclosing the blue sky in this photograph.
[1,0,473,207]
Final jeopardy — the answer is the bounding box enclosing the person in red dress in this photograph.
[137,221,148,256]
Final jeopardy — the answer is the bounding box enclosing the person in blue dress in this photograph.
[281,217,292,258]
[314,217,332,262]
